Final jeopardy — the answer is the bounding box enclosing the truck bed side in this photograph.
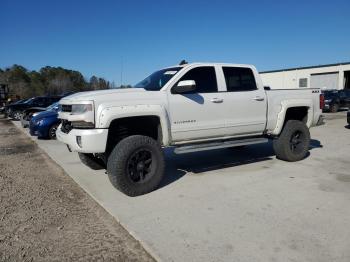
[265,88,322,135]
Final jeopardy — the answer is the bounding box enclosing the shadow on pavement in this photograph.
[160,139,323,188]
[310,139,323,149]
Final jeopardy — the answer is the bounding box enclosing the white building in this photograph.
[260,62,350,90]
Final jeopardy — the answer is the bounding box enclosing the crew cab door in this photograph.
[167,66,226,142]
[219,66,267,136]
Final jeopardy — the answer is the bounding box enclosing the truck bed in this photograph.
[265,88,322,135]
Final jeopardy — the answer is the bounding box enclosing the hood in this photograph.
[32,110,58,120]
[60,88,166,108]
[63,88,146,101]
[23,107,46,114]
[27,107,46,111]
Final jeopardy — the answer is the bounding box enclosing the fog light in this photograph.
[76,136,82,148]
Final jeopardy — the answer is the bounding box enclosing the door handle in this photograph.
[210,98,223,103]
[253,96,265,101]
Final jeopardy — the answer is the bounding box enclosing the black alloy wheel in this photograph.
[289,130,305,154]
[126,149,154,183]
[48,123,59,139]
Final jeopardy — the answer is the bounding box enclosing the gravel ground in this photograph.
[0,117,154,262]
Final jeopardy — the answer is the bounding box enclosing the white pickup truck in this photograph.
[57,62,324,196]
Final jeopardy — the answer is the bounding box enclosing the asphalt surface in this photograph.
[11,112,350,262]
[0,117,154,262]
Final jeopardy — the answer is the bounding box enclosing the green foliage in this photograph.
[0,64,119,99]
[89,75,112,90]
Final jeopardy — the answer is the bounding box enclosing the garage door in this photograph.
[310,72,339,90]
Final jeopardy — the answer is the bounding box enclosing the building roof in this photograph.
[260,62,350,74]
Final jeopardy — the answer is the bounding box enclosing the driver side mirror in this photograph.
[172,80,196,94]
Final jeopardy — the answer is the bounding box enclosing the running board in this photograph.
[174,137,268,154]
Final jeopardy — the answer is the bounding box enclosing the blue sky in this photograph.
[1,0,349,85]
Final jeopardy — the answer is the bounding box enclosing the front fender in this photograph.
[97,104,171,146]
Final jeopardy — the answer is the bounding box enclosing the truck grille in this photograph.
[61,104,72,112]
[61,120,73,134]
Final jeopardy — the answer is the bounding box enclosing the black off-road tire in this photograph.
[273,120,310,162]
[78,153,106,170]
[330,104,339,113]
[107,135,165,197]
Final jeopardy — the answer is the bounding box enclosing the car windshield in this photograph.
[23,98,34,104]
[134,67,183,91]
[324,91,338,99]
[46,102,59,111]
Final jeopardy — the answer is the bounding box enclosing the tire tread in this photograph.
[273,120,310,162]
[107,135,165,196]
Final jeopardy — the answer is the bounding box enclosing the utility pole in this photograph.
[120,57,123,88]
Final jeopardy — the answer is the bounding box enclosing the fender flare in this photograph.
[271,99,313,136]
[97,104,172,146]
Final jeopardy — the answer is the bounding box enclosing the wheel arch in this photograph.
[98,104,171,146]
[271,99,314,136]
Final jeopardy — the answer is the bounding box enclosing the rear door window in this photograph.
[223,67,257,92]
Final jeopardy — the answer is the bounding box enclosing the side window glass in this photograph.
[176,66,218,93]
[40,98,47,105]
[32,98,40,105]
[223,67,257,91]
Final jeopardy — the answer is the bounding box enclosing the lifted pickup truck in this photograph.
[56,63,324,196]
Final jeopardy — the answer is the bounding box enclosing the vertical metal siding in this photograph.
[310,73,339,90]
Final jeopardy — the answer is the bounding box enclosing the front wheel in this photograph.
[13,110,22,120]
[107,135,165,197]
[48,123,60,139]
[273,120,310,162]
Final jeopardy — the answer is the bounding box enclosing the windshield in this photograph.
[46,102,59,111]
[134,67,183,91]
[324,91,338,99]
[23,98,35,104]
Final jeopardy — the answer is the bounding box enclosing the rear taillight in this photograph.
[320,94,325,109]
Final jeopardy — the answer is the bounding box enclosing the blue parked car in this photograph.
[29,102,60,139]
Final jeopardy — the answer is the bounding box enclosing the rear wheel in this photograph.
[330,104,339,113]
[78,153,106,170]
[273,120,310,162]
[107,135,165,197]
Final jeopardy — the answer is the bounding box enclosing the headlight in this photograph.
[71,104,93,115]
[59,101,95,129]
[71,121,94,128]
[36,119,44,126]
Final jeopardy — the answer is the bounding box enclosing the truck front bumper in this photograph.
[56,125,108,153]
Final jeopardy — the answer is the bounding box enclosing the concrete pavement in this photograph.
[13,112,350,262]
